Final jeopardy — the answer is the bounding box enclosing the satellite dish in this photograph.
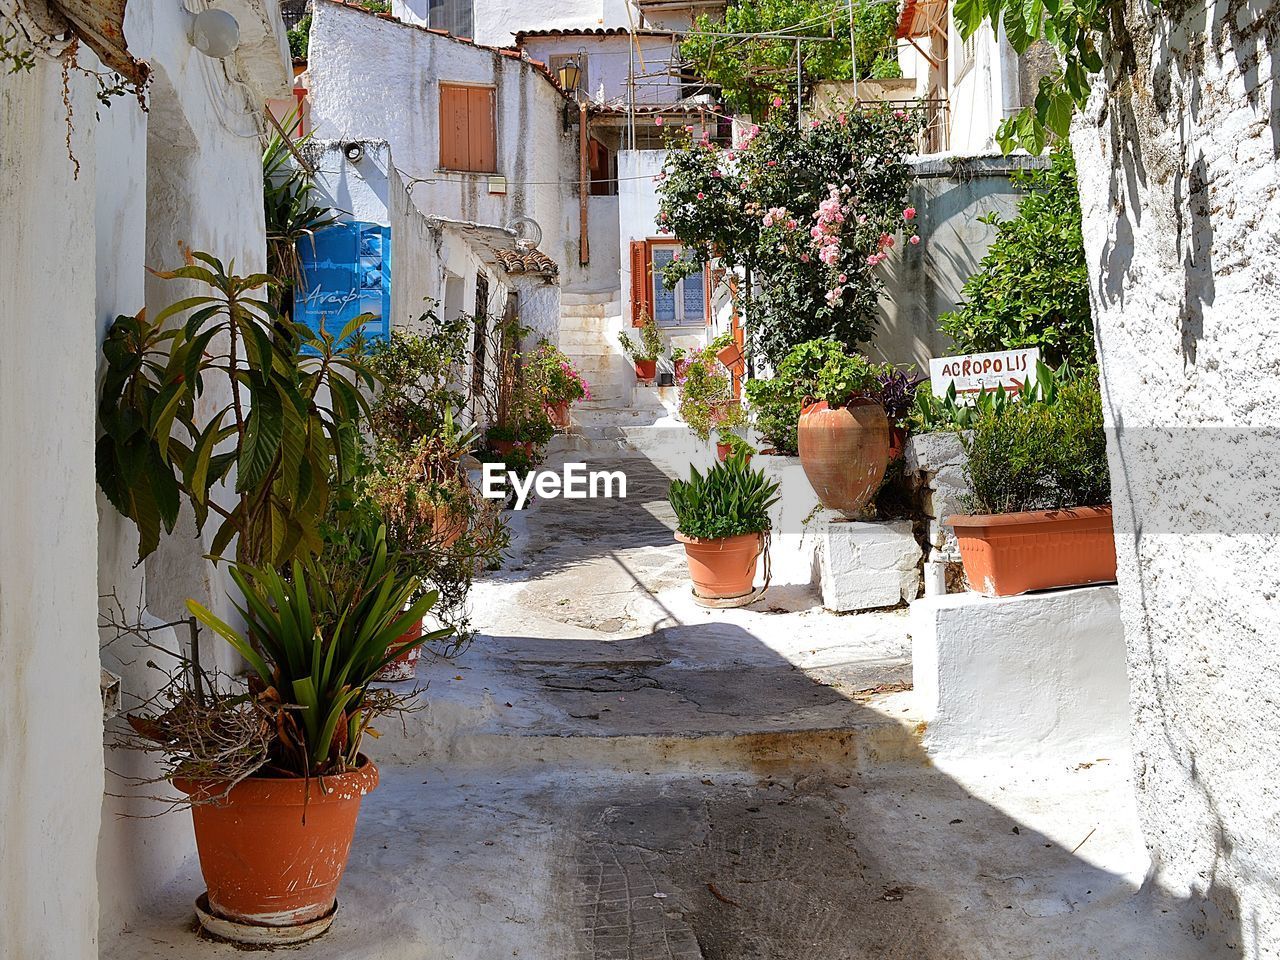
[505,216,543,249]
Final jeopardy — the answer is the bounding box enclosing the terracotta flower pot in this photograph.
[715,442,751,463]
[375,620,424,682]
[175,758,379,933]
[674,358,692,382]
[716,342,744,371]
[634,359,657,383]
[797,399,890,517]
[548,400,571,430]
[948,505,1117,597]
[888,425,908,461]
[675,530,763,600]
[433,504,467,548]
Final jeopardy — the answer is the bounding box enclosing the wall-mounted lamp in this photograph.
[343,142,365,163]
[557,57,581,96]
[188,7,240,59]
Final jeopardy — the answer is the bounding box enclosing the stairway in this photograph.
[557,293,632,408]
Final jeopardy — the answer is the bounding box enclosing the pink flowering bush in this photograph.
[527,342,591,406]
[656,106,922,363]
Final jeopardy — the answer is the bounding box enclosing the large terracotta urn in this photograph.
[797,399,890,517]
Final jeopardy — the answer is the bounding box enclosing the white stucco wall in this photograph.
[1071,3,1280,954]
[947,21,1018,154]
[0,56,104,960]
[307,0,592,290]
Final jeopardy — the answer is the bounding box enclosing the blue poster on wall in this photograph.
[296,221,391,345]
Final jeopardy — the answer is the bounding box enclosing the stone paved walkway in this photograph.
[105,444,1234,960]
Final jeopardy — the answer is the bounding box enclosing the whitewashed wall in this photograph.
[947,22,1018,154]
[307,0,593,291]
[391,0,627,47]
[1072,2,1280,955]
[0,55,104,960]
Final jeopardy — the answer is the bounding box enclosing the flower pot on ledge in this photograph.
[634,359,657,383]
[948,505,1117,597]
[716,342,744,371]
[548,400,571,430]
[797,399,890,517]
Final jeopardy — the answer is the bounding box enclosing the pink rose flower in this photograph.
[909,235,920,245]
[696,192,705,199]
[772,96,783,107]
[903,207,916,220]
[654,116,663,126]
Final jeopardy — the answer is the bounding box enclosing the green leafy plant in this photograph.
[96,254,374,566]
[743,338,885,454]
[962,375,1109,514]
[669,453,781,541]
[526,341,591,406]
[618,313,665,363]
[187,526,449,775]
[678,343,745,443]
[680,0,900,118]
[953,0,1112,154]
[263,109,341,317]
[940,145,1093,367]
[286,13,311,60]
[716,431,756,459]
[656,107,921,364]
[908,359,1078,433]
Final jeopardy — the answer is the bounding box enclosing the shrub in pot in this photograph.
[619,312,664,383]
[678,341,745,444]
[950,374,1114,596]
[716,430,755,462]
[669,452,779,603]
[126,526,449,942]
[793,342,891,517]
[527,341,591,429]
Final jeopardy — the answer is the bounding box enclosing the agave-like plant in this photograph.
[187,527,449,775]
[668,452,780,541]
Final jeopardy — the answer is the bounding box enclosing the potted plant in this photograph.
[669,452,780,604]
[713,331,744,372]
[869,366,925,460]
[781,339,891,516]
[672,346,692,382]
[949,371,1114,596]
[716,430,755,462]
[619,312,664,383]
[678,341,746,444]
[527,341,590,429]
[126,526,448,943]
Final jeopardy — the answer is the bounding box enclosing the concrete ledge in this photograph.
[910,585,1130,761]
[814,518,922,611]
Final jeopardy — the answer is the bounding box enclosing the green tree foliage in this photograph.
[657,108,920,365]
[681,0,901,117]
[939,145,1094,367]
[952,0,1111,153]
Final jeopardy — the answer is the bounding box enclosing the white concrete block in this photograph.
[910,586,1130,761]
[815,520,922,611]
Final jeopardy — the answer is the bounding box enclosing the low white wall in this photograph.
[910,586,1130,762]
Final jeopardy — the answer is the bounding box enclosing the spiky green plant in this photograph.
[668,453,780,541]
[188,526,449,775]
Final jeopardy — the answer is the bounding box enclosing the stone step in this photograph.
[560,290,622,308]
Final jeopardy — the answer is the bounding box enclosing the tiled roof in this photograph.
[514,27,675,41]
[494,247,559,276]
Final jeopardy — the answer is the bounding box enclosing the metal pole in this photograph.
[796,38,802,127]
[848,0,859,101]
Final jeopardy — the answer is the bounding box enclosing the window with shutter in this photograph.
[632,239,710,328]
[439,83,497,173]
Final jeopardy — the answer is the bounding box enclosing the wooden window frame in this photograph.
[630,238,711,328]
[439,82,497,174]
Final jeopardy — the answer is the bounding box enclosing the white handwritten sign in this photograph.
[929,348,1040,399]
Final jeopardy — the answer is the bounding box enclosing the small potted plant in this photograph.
[678,341,746,444]
[528,341,590,430]
[713,331,744,372]
[672,346,692,383]
[716,430,755,462]
[669,452,780,604]
[948,372,1115,596]
[619,312,664,383]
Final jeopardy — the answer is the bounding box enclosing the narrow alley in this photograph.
[107,444,1225,960]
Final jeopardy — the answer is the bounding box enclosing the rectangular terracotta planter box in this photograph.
[948,505,1117,597]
